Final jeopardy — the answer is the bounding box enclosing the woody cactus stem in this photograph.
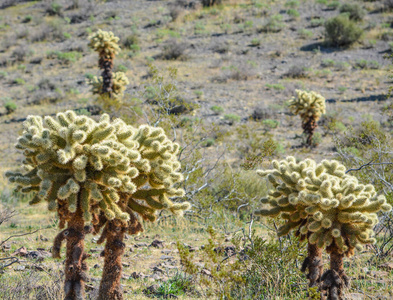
[97,219,127,300]
[302,116,317,146]
[99,51,114,96]
[53,205,91,300]
[321,245,350,300]
[302,242,323,289]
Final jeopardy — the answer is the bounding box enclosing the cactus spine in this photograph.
[88,30,128,102]
[256,157,391,299]
[288,90,326,146]
[6,111,190,300]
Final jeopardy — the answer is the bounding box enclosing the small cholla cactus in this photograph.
[6,110,190,300]
[288,90,326,146]
[88,30,123,98]
[88,72,129,102]
[256,157,391,299]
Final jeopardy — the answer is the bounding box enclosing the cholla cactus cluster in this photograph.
[88,30,127,100]
[88,29,120,58]
[256,156,391,255]
[6,110,189,228]
[288,90,326,146]
[89,72,129,101]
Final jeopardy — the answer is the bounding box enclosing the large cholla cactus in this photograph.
[88,30,122,97]
[256,157,391,299]
[288,90,326,146]
[6,110,189,300]
[89,72,129,102]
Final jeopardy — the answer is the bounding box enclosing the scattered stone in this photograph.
[93,264,100,269]
[161,249,172,254]
[15,265,25,271]
[90,247,104,253]
[152,266,164,273]
[349,293,366,300]
[39,234,48,241]
[160,255,174,260]
[130,271,145,279]
[201,269,211,276]
[150,239,164,248]
[143,284,159,295]
[11,246,27,256]
[135,242,148,248]
[122,262,130,268]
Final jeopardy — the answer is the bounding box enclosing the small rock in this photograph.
[350,293,365,300]
[93,264,100,269]
[122,262,130,268]
[161,249,172,254]
[15,265,25,271]
[130,271,145,279]
[150,239,164,249]
[160,255,174,260]
[90,247,104,253]
[143,284,159,295]
[152,266,164,273]
[135,243,148,248]
[39,235,48,241]
[201,269,211,276]
[12,246,27,257]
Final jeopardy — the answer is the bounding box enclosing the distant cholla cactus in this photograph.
[6,110,189,300]
[88,30,123,98]
[256,157,391,299]
[89,72,129,102]
[288,90,326,146]
[88,29,120,58]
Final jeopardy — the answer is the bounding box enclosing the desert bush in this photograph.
[259,15,285,33]
[46,2,63,17]
[210,105,224,115]
[178,226,308,299]
[282,65,309,79]
[339,3,366,21]
[385,0,393,10]
[161,40,188,60]
[4,101,17,114]
[224,113,241,125]
[325,14,363,47]
[201,0,223,7]
[11,46,30,62]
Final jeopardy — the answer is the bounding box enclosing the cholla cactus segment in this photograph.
[6,111,189,225]
[288,90,326,121]
[256,157,392,255]
[88,72,129,101]
[88,29,120,57]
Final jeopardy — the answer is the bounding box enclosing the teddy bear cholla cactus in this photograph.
[88,29,121,97]
[256,157,391,299]
[6,110,189,300]
[288,90,326,146]
[89,72,129,103]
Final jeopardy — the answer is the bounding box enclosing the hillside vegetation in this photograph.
[1,0,393,299]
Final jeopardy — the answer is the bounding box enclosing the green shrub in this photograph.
[210,105,224,115]
[250,38,261,46]
[327,1,340,10]
[298,28,313,39]
[12,78,25,85]
[4,101,17,114]
[310,18,324,28]
[262,119,279,128]
[260,15,284,33]
[324,14,363,47]
[266,83,285,90]
[287,9,300,19]
[339,3,366,21]
[224,113,241,125]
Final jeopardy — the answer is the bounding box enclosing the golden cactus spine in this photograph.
[288,90,326,146]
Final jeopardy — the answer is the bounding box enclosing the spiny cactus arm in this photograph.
[88,29,120,57]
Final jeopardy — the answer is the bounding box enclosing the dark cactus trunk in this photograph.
[302,116,317,146]
[98,51,114,97]
[302,243,323,289]
[321,246,350,300]
[97,220,127,300]
[53,206,90,300]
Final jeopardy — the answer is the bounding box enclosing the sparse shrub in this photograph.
[327,1,340,10]
[4,101,16,114]
[201,0,223,7]
[340,3,366,21]
[324,14,363,47]
[46,2,63,17]
[210,105,224,115]
[12,78,25,85]
[282,65,309,78]
[310,18,324,28]
[288,90,326,146]
[250,38,260,46]
[122,34,139,50]
[260,15,285,33]
[161,40,188,60]
[251,107,270,121]
[47,50,82,64]
[262,119,279,128]
[287,8,300,19]
[256,157,392,298]
[385,0,393,11]
[12,46,30,62]
[22,15,32,23]
[354,59,380,69]
[266,83,285,90]
[299,28,313,39]
[224,113,241,125]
